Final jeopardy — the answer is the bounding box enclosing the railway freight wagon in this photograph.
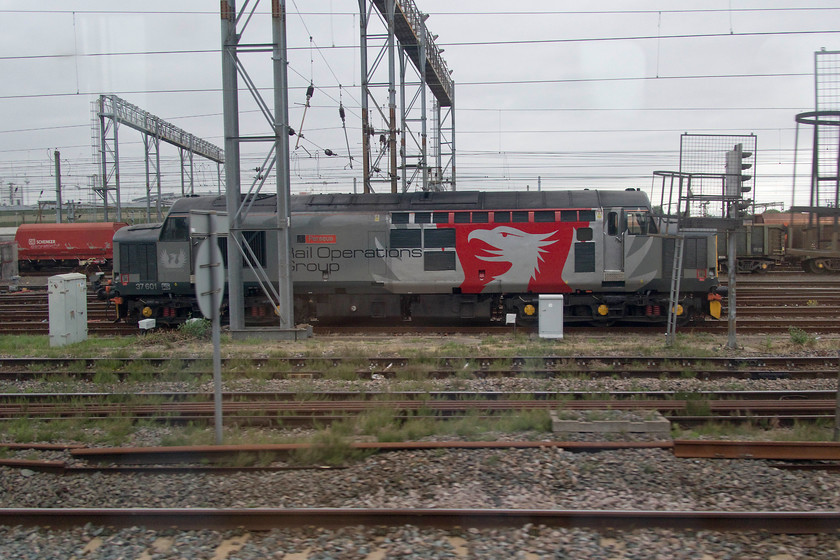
[717,223,786,273]
[110,189,722,326]
[15,222,128,269]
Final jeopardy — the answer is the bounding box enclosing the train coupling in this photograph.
[95,279,113,301]
[707,287,727,319]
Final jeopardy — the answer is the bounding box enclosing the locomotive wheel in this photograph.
[803,259,826,274]
[677,307,696,326]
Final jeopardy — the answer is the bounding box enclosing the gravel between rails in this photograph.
[5,372,840,397]
[3,366,840,557]
[1,524,838,559]
[3,447,839,512]
[2,446,840,558]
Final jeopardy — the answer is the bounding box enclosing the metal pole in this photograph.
[209,216,223,445]
[189,143,195,196]
[54,150,62,224]
[98,97,109,222]
[113,118,122,222]
[217,162,222,196]
[834,350,840,442]
[387,0,397,193]
[155,136,162,221]
[358,1,371,193]
[144,135,151,223]
[221,0,244,331]
[419,15,428,192]
[399,50,407,192]
[212,291,223,444]
[273,0,294,329]
[179,149,186,197]
[450,87,456,191]
[726,228,738,349]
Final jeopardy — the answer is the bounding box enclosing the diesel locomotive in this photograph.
[108,189,722,326]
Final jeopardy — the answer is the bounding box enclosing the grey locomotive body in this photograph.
[110,189,721,325]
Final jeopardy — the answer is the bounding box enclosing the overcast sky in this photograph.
[0,0,837,214]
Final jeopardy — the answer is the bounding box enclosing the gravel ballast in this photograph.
[2,445,840,558]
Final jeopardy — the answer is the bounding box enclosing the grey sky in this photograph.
[0,0,836,211]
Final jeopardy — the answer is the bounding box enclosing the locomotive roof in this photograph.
[113,222,162,242]
[168,189,650,214]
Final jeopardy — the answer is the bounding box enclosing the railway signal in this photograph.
[725,143,753,196]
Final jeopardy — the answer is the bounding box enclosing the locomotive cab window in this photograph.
[160,216,189,242]
[626,212,657,235]
[606,212,619,236]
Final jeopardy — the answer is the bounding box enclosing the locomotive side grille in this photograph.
[574,243,595,273]
[424,251,456,271]
[683,237,708,268]
[663,237,709,277]
[242,231,267,267]
[119,243,157,282]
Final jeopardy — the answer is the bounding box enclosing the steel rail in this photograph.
[0,354,836,371]
[8,440,840,465]
[0,320,839,336]
[1,389,833,403]
[69,441,672,464]
[673,440,840,460]
[1,398,837,419]
[0,507,837,533]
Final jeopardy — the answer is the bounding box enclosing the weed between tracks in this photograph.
[3,330,840,452]
[673,419,834,441]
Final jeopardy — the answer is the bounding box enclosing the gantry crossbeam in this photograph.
[371,0,453,107]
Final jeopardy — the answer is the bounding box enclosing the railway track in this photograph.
[2,439,840,533]
[0,393,835,427]
[0,273,838,336]
[2,388,834,402]
[0,354,835,379]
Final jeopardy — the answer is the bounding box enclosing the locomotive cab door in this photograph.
[603,209,625,284]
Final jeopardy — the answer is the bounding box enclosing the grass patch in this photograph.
[92,370,120,384]
[789,327,815,346]
[177,318,212,339]
[290,424,372,466]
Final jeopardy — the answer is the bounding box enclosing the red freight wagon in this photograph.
[15,222,128,266]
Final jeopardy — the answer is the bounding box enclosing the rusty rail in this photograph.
[0,507,837,533]
[673,440,840,461]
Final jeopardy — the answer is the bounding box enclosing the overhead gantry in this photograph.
[360,0,455,193]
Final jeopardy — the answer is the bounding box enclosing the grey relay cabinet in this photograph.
[538,294,564,339]
[48,273,88,347]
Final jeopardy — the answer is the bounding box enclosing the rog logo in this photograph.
[159,248,187,269]
[467,226,559,284]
